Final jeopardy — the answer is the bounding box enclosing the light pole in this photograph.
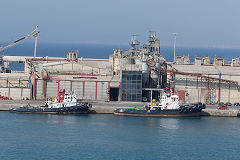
[173,33,177,62]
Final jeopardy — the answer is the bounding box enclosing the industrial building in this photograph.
[170,55,240,104]
[1,30,240,105]
[27,31,167,102]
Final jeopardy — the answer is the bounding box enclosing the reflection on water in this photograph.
[1,113,240,160]
[158,118,180,130]
[137,117,180,130]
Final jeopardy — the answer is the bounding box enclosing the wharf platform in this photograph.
[0,100,239,117]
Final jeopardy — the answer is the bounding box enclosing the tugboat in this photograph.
[10,90,92,114]
[114,91,205,117]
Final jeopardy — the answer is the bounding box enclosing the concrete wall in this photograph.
[36,80,43,100]
[59,81,71,92]
[175,86,206,103]
[96,82,108,101]
[35,79,112,101]
[72,81,84,99]
[46,80,58,98]
[169,64,240,104]
[174,74,240,104]
[41,60,111,75]
[0,87,31,100]
[84,82,96,100]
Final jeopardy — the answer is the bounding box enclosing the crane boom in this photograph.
[0,25,39,56]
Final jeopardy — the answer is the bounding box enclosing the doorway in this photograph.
[110,88,119,101]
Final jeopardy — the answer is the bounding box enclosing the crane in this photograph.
[0,25,40,57]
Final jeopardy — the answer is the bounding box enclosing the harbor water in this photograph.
[1,43,240,159]
[0,112,240,160]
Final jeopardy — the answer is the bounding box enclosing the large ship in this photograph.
[10,90,92,114]
[114,92,205,117]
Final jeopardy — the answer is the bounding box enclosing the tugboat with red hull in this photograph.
[114,92,205,117]
[10,90,92,114]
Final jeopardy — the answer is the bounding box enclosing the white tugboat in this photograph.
[114,91,205,117]
[10,89,92,114]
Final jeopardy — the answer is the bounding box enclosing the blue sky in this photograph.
[1,0,240,48]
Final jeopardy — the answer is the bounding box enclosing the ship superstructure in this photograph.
[114,91,206,117]
[10,89,92,114]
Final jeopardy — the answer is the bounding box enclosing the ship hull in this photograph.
[114,109,201,117]
[10,103,92,114]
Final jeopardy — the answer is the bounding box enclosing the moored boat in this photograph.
[10,90,92,114]
[114,92,205,117]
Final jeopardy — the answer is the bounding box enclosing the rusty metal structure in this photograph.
[154,66,238,104]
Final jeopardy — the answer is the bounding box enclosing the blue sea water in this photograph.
[0,112,239,160]
[1,41,240,159]
[1,42,240,71]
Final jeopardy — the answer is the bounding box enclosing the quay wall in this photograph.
[201,109,240,117]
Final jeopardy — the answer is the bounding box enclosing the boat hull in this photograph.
[10,103,92,114]
[114,108,201,117]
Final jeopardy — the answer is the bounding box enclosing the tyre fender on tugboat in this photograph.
[189,107,193,112]
[182,107,188,113]
[197,106,202,111]
[202,104,206,109]
[178,107,183,113]
[193,106,198,111]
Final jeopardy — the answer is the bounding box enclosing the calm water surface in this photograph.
[0,112,240,160]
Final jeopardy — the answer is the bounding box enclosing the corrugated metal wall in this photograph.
[72,81,83,99]
[59,81,71,92]
[97,82,108,101]
[36,80,43,99]
[85,82,96,100]
[0,87,31,100]
[35,79,111,101]
[46,80,58,98]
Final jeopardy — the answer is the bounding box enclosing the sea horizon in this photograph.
[1,42,239,62]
